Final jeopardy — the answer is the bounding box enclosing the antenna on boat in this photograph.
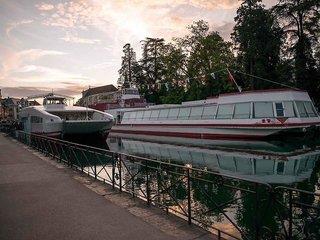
[227,68,242,93]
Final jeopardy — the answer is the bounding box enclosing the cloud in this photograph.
[60,33,101,44]
[35,3,55,11]
[214,21,235,40]
[0,85,84,98]
[0,48,67,81]
[5,19,34,38]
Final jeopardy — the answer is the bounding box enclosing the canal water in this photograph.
[67,133,320,189]
[64,133,320,239]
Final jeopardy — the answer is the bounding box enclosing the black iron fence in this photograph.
[14,131,320,240]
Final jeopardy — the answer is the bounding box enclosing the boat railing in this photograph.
[13,130,320,240]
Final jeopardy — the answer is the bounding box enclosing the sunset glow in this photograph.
[0,0,277,98]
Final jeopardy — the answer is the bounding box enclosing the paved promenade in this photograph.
[0,134,213,240]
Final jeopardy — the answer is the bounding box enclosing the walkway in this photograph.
[0,133,212,240]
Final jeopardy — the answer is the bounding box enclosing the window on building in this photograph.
[189,106,204,120]
[233,103,251,119]
[275,102,284,117]
[295,101,308,118]
[202,105,217,119]
[178,107,191,120]
[283,101,296,117]
[150,110,160,120]
[216,104,234,119]
[304,101,317,117]
[253,102,274,118]
[158,109,169,119]
[168,108,179,119]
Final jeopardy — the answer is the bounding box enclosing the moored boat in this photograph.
[19,93,114,137]
[111,89,320,140]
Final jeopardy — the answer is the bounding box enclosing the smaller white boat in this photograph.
[19,93,114,137]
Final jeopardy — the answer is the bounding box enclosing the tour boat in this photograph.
[111,89,320,140]
[19,93,114,137]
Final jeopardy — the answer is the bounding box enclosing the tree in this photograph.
[232,0,283,89]
[178,20,236,98]
[140,38,165,85]
[118,43,138,88]
[138,38,166,103]
[273,0,320,91]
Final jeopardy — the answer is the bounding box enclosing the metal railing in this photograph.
[14,131,320,240]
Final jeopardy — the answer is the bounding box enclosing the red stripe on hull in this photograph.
[111,129,265,140]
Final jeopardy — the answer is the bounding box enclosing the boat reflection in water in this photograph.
[107,133,320,185]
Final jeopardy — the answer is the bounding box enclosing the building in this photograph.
[77,84,147,112]
[0,93,40,120]
[0,97,20,120]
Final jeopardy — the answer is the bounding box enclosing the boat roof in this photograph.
[122,88,312,112]
[28,105,97,112]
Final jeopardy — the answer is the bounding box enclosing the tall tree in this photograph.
[232,0,283,89]
[273,0,320,98]
[118,43,138,88]
[139,38,166,103]
[178,20,236,98]
[140,38,165,86]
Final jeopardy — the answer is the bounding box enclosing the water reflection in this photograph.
[106,133,320,186]
[60,132,320,239]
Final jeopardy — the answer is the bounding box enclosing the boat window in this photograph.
[142,110,151,120]
[158,109,169,119]
[202,105,217,119]
[233,103,251,119]
[130,111,137,119]
[178,107,191,120]
[283,101,296,117]
[136,111,143,120]
[122,112,129,120]
[190,106,204,119]
[253,102,274,118]
[295,101,308,118]
[216,104,234,119]
[31,116,43,123]
[275,102,284,117]
[304,101,317,117]
[150,110,160,120]
[168,108,179,119]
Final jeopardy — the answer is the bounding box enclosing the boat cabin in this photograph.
[120,89,318,124]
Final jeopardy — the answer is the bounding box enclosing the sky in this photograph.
[0,0,277,99]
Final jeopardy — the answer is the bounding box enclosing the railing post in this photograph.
[146,160,150,205]
[288,190,293,240]
[255,183,260,240]
[67,145,72,167]
[112,153,115,189]
[187,167,192,225]
[119,154,122,193]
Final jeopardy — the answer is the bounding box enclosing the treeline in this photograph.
[117,0,320,105]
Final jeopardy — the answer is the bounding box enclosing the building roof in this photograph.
[1,97,20,106]
[82,84,117,98]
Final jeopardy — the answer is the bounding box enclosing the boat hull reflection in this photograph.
[107,133,320,185]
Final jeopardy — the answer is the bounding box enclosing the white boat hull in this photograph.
[112,123,320,140]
